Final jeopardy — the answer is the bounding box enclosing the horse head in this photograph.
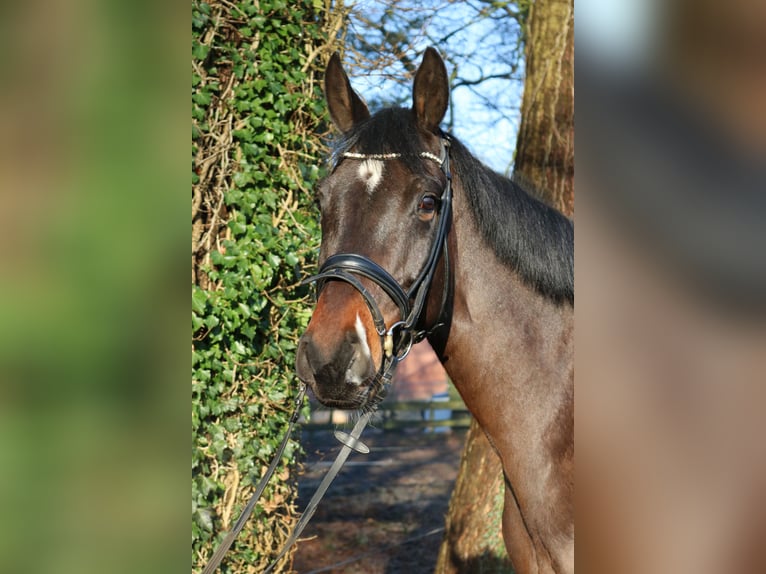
[296,48,452,410]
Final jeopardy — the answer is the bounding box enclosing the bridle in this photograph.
[202,137,454,574]
[302,136,453,399]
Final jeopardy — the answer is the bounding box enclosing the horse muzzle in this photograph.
[296,327,380,409]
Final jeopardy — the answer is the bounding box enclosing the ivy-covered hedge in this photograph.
[192,1,340,570]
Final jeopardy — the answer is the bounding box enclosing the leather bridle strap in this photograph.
[201,385,306,574]
[308,255,405,336]
[303,137,453,368]
[201,386,376,574]
[262,409,374,573]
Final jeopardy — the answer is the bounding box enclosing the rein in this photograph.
[201,137,453,573]
[202,389,373,574]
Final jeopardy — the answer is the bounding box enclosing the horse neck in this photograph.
[430,181,574,469]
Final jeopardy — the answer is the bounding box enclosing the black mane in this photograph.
[449,136,574,304]
[332,108,574,304]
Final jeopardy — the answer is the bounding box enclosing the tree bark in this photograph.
[515,0,574,215]
[435,420,510,573]
[435,1,573,572]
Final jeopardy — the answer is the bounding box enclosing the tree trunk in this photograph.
[435,420,510,573]
[435,1,574,572]
[514,0,574,215]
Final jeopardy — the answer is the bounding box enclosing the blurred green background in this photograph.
[0,1,186,572]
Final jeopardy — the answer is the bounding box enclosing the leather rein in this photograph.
[201,137,453,573]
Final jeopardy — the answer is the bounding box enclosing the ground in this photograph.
[291,426,467,574]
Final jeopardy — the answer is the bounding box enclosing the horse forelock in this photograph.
[330,108,432,175]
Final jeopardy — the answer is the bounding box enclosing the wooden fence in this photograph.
[301,395,472,432]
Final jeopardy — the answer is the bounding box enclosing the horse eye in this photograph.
[417,194,438,214]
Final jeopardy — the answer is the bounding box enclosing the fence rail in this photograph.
[302,398,471,432]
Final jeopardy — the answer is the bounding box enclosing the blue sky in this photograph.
[343,0,525,175]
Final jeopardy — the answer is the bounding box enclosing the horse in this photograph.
[296,48,574,574]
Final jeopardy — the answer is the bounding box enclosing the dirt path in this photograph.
[292,427,467,573]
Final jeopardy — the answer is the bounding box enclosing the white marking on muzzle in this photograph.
[358,159,384,193]
[346,313,373,386]
[354,313,372,362]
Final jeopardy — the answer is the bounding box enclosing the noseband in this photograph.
[302,137,453,394]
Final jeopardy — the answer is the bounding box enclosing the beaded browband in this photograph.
[342,151,444,165]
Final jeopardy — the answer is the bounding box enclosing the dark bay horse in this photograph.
[296,48,574,574]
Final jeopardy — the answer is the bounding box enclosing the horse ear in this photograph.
[412,47,449,133]
[324,52,370,133]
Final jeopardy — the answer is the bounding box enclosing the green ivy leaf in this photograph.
[193,1,326,568]
[232,340,247,355]
[192,288,208,314]
[192,42,210,61]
